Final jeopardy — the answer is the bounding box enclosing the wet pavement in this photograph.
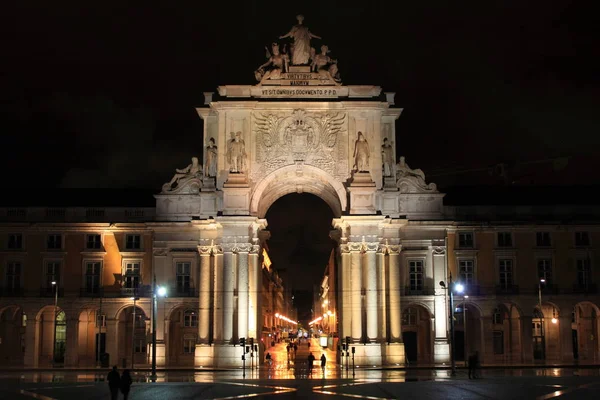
[2,339,600,398]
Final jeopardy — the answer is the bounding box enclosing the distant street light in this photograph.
[151,279,167,381]
[440,276,464,376]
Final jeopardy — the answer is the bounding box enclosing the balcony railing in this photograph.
[79,287,104,297]
[0,287,24,297]
[403,286,435,296]
[170,286,198,297]
[495,284,519,295]
[39,287,64,297]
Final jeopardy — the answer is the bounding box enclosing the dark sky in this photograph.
[2,1,598,189]
[2,0,597,321]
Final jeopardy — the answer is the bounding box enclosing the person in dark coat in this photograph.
[120,369,133,400]
[320,354,327,372]
[107,365,121,400]
[308,352,315,374]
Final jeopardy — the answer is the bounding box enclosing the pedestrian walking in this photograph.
[473,351,480,379]
[308,352,315,375]
[265,352,272,367]
[320,354,327,373]
[107,365,121,400]
[120,369,132,400]
[467,353,475,379]
[293,343,298,355]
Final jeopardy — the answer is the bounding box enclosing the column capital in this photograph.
[380,244,401,255]
[431,246,446,255]
[340,244,351,254]
[153,248,169,257]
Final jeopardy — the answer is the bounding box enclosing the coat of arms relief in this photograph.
[250,109,348,182]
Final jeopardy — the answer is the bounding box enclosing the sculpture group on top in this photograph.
[162,156,203,193]
[395,156,437,192]
[254,15,341,85]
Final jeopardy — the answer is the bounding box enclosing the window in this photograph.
[458,260,475,286]
[536,232,552,247]
[176,262,191,293]
[537,259,552,284]
[8,234,23,249]
[498,259,513,288]
[184,310,197,327]
[408,260,424,291]
[86,234,102,249]
[134,339,146,353]
[492,308,504,325]
[47,234,62,250]
[493,331,504,355]
[532,309,544,337]
[575,232,590,247]
[124,262,141,289]
[402,307,417,326]
[183,338,195,354]
[125,234,141,250]
[6,261,22,290]
[497,232,512,247]
[45,261,61,288]
[577,258,592,287]
[458,232,474,248]
[85,261,102,293]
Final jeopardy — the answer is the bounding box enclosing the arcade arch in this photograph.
[401,304,432,364]
[0,306,26,366]
[117,306,148,368]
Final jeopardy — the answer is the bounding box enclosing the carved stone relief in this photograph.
[251,109,348,182]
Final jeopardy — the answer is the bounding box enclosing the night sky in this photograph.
[2,2,598,316]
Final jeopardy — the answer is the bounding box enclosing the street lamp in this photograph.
[151,278,167,382]
[538,278,545,360]
[51,281,58,365]
[130,296,140,370]
[440,277,464,376]
[463,295,469,364]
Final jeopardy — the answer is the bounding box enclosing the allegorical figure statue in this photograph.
[353,132,370,172]
[163,157,202,192]
[396,156,437,191]
[227,131,247,173]
[255,42,289,84]
[311,45,341,84]
[381,137,393,177]
[204,137,217,177]
[279,14,321,65]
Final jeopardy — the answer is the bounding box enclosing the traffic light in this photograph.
[240,337,246,347]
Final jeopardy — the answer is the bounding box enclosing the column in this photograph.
[388,249,401,342]
[365,246,378,342]
[198,248,211,343]
[559,315,574,362]
[248,247,259,340]
[64,318,80,367]
[237,249,249,341]
[23,319,40,368]
[105,319,118,367]
[521,316,534,363]
[222,250,234,343]
[213,249,223,342]
[377,249,387,340]
[341,246,351,339]
[351,247,362,342]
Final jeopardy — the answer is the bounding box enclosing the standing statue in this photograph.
[204,137,218,177]
[255,43,289,84]
[381,138,393,176]
[162,157,202,192]
[353,132,370,172]
[226,131,247,173]
[279,15,321,65]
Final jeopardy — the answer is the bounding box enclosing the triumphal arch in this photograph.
[154,16,449,367]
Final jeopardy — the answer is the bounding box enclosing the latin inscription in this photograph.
[261,89,339,96]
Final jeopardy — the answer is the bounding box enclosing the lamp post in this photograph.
[464,295,469,364]
[151,279,167,382]
[440,278,464,376]
[51,281,58,366]
[538,278,545,360]
[130,296,140,370]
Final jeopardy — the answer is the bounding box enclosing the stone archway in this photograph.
[0,306,25,366]
[401,304,432,364]
[250,164,347,218]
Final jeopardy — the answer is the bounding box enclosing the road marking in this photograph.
[19,390,57,400]
[313,381,395,400]
[210,382,297,399]
[535,382,600,400]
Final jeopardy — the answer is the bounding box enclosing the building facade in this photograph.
[1,16,599,368]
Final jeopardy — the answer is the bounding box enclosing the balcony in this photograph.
[171,286,198,298]
[403,286,435,296]
[39,287,64,297]
[495,284,519,295]
[571,283,598,294]
[80,287,104,298]
[0,287,24,297]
